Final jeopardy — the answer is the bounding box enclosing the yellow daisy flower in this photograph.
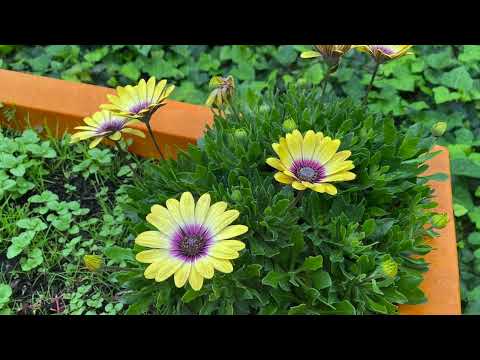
[70,110,145,149]
[100,77,175,120]
[300,45,352,67]
[266,130,356,195]
[354,45,413,63]
[206,75,235,108]
[135,192,248,291]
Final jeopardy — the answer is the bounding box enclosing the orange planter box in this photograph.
[0,69,460,315]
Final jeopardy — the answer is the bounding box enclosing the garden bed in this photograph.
[0,69,461,315]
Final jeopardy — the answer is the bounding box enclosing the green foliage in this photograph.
[119,87,440,315]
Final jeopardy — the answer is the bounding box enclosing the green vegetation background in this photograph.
[1,44,480,313]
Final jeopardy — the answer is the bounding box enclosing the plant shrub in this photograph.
[97,87,440,314]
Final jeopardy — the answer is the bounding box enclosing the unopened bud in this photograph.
[83,255,103,272]
[380,258,398,278]
[282,118,297,132]
[432,213,449,229]
[432,122,447,137]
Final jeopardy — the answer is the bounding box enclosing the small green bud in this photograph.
[234,128,248,141]
[231,190,242,202]
[83,255,103,272]
[432,122,447,137]
[432,213,449,229]
[380,258,398,278]
[282,118,297,132]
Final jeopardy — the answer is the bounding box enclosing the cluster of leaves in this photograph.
[0,125,137,315]
[115,86,441,315]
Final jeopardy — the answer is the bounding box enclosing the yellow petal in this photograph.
[135,249,169,263]
[273,139,294,167]
[209,242,240,259]
[138,78,147,101]
[153,79,167,102]
[179,192,195,225]
[210,210,240,235]
[324,160,355,176]
[194,258,214,279]
[316,138,341,164]
[122,128,146,138]
[300,51,321,59]
[166,198,186,228]
[146,213,177,237]
[144,262,162,279]
[195,193,211,225]
[74,126,96,131]
[146,77,156,103]
[155,258,183,282]
[321,171,356,183]
[215,225,248,240]
[285,130,303,160]
[302,130,317,159]
[70,131,95,142]
[204,201,228,230]
[84,116,99,127]
[135,231,170,249]
[274,172,294,184]
[217,239,245,251]
[188,266,204,291]
[266,157,286,171]
[89,137,104,148]
[109,131,122,141]
[174,262,191,287]
[292,181,307,190]
[208,257,233,273]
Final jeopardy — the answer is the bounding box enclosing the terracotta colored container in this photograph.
[0,69,460,315]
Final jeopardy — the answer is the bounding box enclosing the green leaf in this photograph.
[304,63,324,85]
[439,66,474,92]
[468,232,480,245]
[433,86,461,104]
[451,159,480,178]
[0,284,12,308]
[261,271,289,289]
[120,63,140,81]
[311,270,332,290]
[302,255,323,271]
[21,248,44,271]
[104,246,134,263]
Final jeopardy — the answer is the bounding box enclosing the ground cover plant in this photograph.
[0,111,143,314]
[0,44,473,314]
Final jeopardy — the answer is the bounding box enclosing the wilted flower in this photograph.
[101,77,175,121]
[380,258,398,278]
[354,45,413,63]
[266,130,356,195]
[83,255,103,272]
[135,192,248,291]
[70,110,145,148]
[206,75,235,108]
[432,213,449,229]
[300,45,352,68]
[432,122,447,137]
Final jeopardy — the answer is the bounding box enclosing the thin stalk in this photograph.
[226,100,241,121]
[320,67,333,101]
[289,190,305,210]
[145,120,165,160]
[363,61,380,105]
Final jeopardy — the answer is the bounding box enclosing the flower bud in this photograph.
[380,258,398,278]
[432,213,449,229]
[83,255,103,272]
[282,118,297,132]
[234,128,248,141]
[432,122,447,137]
[231,190,242,202]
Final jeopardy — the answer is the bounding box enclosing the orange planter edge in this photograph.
[0,69,460,315]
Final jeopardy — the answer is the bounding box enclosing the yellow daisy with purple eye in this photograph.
[70,110,145,148]
[100,77,175,120]
[300,45,352,67]
[135,192,248,291]
[354,45,413,63]
[266,130,356,195]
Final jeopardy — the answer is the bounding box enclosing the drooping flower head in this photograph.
[266,130,356,195]
[70,110,145,148]
[83,255,103,272]
[354,45,413,63]
[300,45,352,68]
[135,192,248,291]
[100,77,175,121]
[206,75,235,108]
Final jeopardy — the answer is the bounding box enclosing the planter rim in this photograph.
[0,69,461,315]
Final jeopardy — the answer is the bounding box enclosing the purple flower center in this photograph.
[371,45,395,55]
[95,119,126,134]
[291,159,325,183]
[129,101,151,114]
[171,224,213,262]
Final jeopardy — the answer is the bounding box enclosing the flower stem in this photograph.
[363,61,380,105]
[145,120,165,160]
[320,67,333,101]
[227,100,241,121]
[290,191,305,210]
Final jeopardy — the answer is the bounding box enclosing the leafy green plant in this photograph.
[0,283,13,315]
[114,86,441,315]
